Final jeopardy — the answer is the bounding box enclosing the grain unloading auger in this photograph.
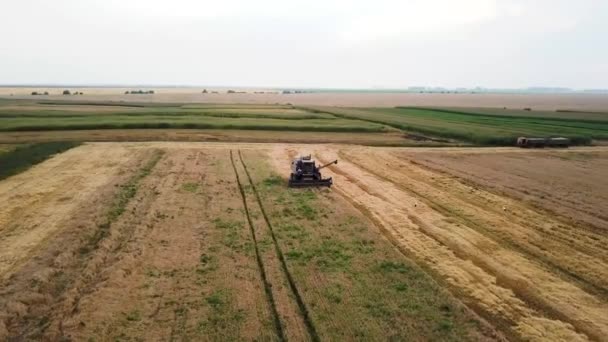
[288,155,338,188]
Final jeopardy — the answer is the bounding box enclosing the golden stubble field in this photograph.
[0,142,607,341]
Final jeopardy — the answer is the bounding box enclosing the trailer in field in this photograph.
[517,137,570,148]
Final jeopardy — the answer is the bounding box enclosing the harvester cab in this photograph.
[288,155,337,187]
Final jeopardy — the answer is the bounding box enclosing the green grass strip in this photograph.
[0,122,384,133]
[237,150,321,342]
[229,150,286,342]
[311,107,598,146]
[79,150,164,255]
[398,107,608,124]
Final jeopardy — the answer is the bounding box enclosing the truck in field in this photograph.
[517,137,570,148]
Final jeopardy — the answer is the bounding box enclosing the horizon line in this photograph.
[1,84,607,92]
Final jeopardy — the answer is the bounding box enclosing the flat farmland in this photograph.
[3,87,608,111]
[0,143,495,341]
[1,142,607,341]
[312,145,608,341]
[399,148,608,230]
[0,100,384,133]
[1,99,607,147]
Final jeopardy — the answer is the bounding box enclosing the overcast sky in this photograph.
[1,0,607,89]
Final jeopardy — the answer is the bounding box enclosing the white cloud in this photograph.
[337,0,499,41]
[0,0,606,88]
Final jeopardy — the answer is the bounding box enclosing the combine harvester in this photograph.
[288,155,338,187]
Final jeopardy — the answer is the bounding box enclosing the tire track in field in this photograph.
[237,150,320,342]
[229,150,286,342]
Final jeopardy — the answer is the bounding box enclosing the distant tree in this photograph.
[79,92,84,95]
[31,91,39,95]
[125,89,154,95]
[63,90,71,95]
[202,89,208,94]
[44,91,49,95]
[227,90,236,94]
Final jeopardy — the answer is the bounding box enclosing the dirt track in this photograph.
[0,142,607,341]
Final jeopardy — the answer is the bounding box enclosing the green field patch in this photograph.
[212,218,245,251]
[377,260,411,274]
[124,309,142,322]
[285,239,352,271]
[0,102,385,133]
[199,289,246,336]
[428,106,608,122]
[0,115,385,133]
[262,174,284,187]
[181,182,199,193]
[312,106,608,145]
[277,223,310,241]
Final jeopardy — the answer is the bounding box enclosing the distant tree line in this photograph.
[125,90,155,95]
[281,90,310,94]
[31,90,83,95]
[63,90,84,95]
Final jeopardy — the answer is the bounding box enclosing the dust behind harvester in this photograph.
[289,155,338,187]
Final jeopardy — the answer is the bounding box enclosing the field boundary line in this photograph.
[237,150,320,342]
[229,150,286,342]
